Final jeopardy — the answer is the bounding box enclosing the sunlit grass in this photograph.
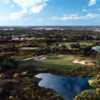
[33,54,84,71]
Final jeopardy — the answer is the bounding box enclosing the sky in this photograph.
[0,0,100,26]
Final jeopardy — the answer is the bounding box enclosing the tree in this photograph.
[96,53,100,68]
[0,56,18,72]
[75,74,100,100]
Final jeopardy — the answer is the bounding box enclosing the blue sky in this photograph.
[0,0,100,26]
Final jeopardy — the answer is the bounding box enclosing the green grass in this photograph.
[45,55,75,65]
[32,54,84,71]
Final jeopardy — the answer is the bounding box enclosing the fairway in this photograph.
[44,54,75,65]
[32,54,84,71]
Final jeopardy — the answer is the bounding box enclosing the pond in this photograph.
[35,73,91,100]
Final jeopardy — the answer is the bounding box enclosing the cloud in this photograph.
[11,0,48,13]
[52,13,100,21]
[0,16,7,21]
[88,0,96,6]
[3,0,49,20]
[0,0,10,4]
[9,9,27,20]
[32,2,47,13]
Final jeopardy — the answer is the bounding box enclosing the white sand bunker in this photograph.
[33,55,47,61]
[73,59,96,67]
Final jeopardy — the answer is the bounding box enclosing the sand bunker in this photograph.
[33,55,47,61]
[73,59,96,67]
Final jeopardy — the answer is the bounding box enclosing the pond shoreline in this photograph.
[35,73,91,100]
[42,67,99,77]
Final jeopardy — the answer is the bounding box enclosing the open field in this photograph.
[23,54,95,72]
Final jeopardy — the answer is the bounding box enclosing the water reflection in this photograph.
[35,73,90,100]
